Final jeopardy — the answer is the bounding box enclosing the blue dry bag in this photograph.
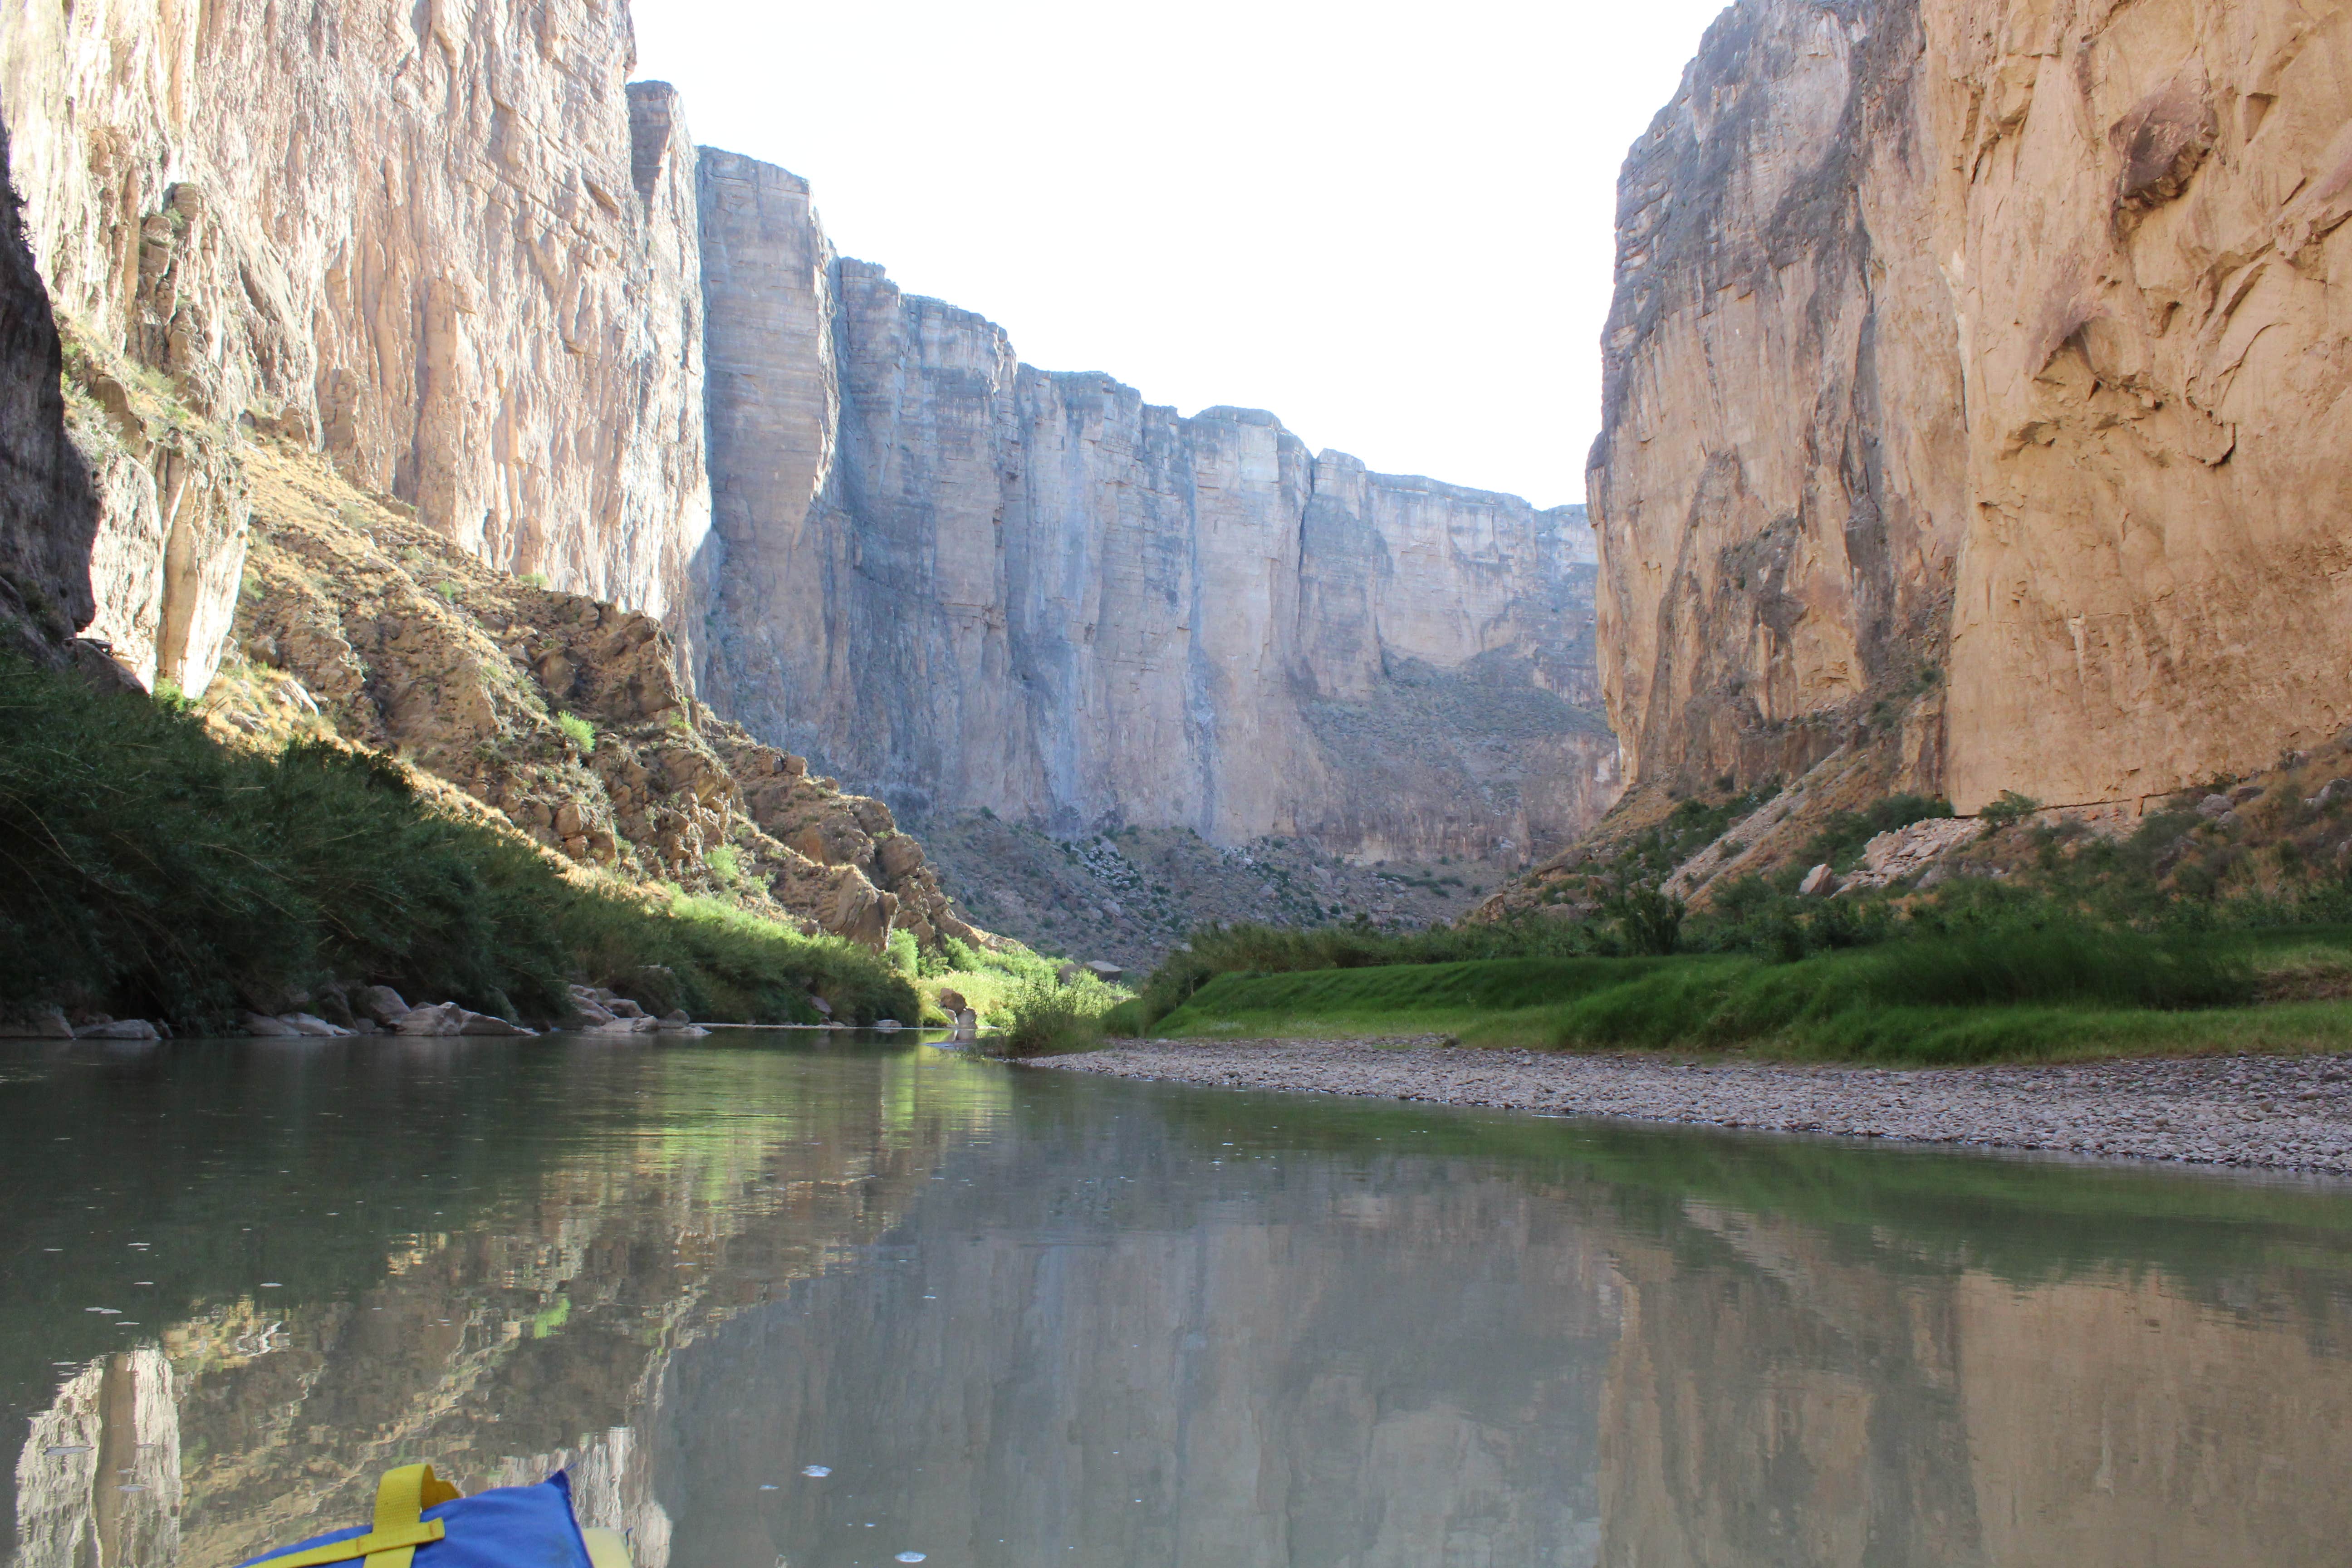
[237,1465,631,1568]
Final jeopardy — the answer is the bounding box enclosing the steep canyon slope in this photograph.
[1594,0,2352,816]
[696,150,1614,865]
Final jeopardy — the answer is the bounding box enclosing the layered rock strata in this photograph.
[696,149,1614,862]
[1594,0,2352,815]
[0,6,712,695]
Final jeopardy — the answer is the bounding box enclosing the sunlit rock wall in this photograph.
[698,150,1615,862]
[0,3,711,693]
[1594,0,2352,813]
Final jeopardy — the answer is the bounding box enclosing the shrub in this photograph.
[989,975,1113,1057]
[705,843,741,886]
[1980,790,2041,831]
[554,711,595,753]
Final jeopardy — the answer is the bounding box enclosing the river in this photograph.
[4,1032,2352,1568]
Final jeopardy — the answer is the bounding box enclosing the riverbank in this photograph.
[1034,1039,2352,1174]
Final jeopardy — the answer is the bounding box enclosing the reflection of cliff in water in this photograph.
[10,1049,2352,1568]
[1598,1195,2352,1568]
[4,1044,1008,1568]
[656,1139,1617,1567]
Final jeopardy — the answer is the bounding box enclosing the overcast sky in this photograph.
[631,0,1730,509]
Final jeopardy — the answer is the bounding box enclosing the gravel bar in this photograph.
[1034,1039,2352,1174]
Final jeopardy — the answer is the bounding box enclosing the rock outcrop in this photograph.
[214,438,976,950]
[1593,0,2352,816]
[697,148,1616,865]
[0,5,711,695]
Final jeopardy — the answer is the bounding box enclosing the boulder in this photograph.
[936,988,967,1014]
[357,985,411,1023]
[2230,784,2266,805]
[661,1024,710,1038]
[456,1012,531,1036]
[605,997,647,1019]
[953,1008,978,1040]
[391,1003,466,1036]
[873,1018,902,1031]
[76,1019,160,1041]
[808,995,833,1018]
[1798,863,1836,897]
[661,1009,691,1024]
[1084,960,1125,982]
[240,1011,304,1037]
[278,1013,353,1038]
[0,1006,74,1039]
[2197,794,2236,818]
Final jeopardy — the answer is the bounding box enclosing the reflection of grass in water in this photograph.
[1073,1071,2352,1304]
[0,1040,1011,1426]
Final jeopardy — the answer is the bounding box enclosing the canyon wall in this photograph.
[0,0,710,693]
[0,115,96,668]
[1595,0,2352,813]
[698,150,1612,862]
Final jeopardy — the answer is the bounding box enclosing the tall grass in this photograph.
[988,974,1124,1057]
[0,654,914,1030]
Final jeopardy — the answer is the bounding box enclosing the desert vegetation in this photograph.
[0,654,917,1032]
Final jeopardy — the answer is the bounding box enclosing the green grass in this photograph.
[0,653,914,1030]
[1130,925,2352,1064]
[1151,956,1684,1039]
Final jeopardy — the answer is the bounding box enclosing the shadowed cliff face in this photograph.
[0,6,711,692]
[696,148,1616,865]
[1596,0,2352,814]
[0,114,97,669]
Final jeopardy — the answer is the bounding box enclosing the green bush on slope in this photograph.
[0,654,915,1031]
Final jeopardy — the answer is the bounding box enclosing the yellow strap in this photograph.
[580,1528,633,1568]
[258,1520,445,1568]
[263,1464,460,1568]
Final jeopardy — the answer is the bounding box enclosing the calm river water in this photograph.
[5,1033,2352,1568]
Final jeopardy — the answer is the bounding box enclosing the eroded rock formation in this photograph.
[697,150,1614,863]
[0,3,711,695]
[1594,0,2352,815]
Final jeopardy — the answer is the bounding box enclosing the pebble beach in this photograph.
[1038,1039,2352,1174]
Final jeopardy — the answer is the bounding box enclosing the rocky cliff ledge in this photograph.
[1593,0,2352,816]
[697,149,1615,866]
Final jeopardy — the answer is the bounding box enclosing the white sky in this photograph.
[631,0,1730,510]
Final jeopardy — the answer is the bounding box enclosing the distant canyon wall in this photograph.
[697,149,1612,861]
[0,0,1614,863]
[0,0,710,692]
[1596,0,2352,813]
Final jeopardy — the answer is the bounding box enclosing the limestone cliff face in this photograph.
[0,5,710,695]
[1595,0,2352,814]
[699,150,1613,862]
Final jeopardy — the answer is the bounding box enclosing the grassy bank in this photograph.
[1140,926,2352,1064]
[0,654,917,1030]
